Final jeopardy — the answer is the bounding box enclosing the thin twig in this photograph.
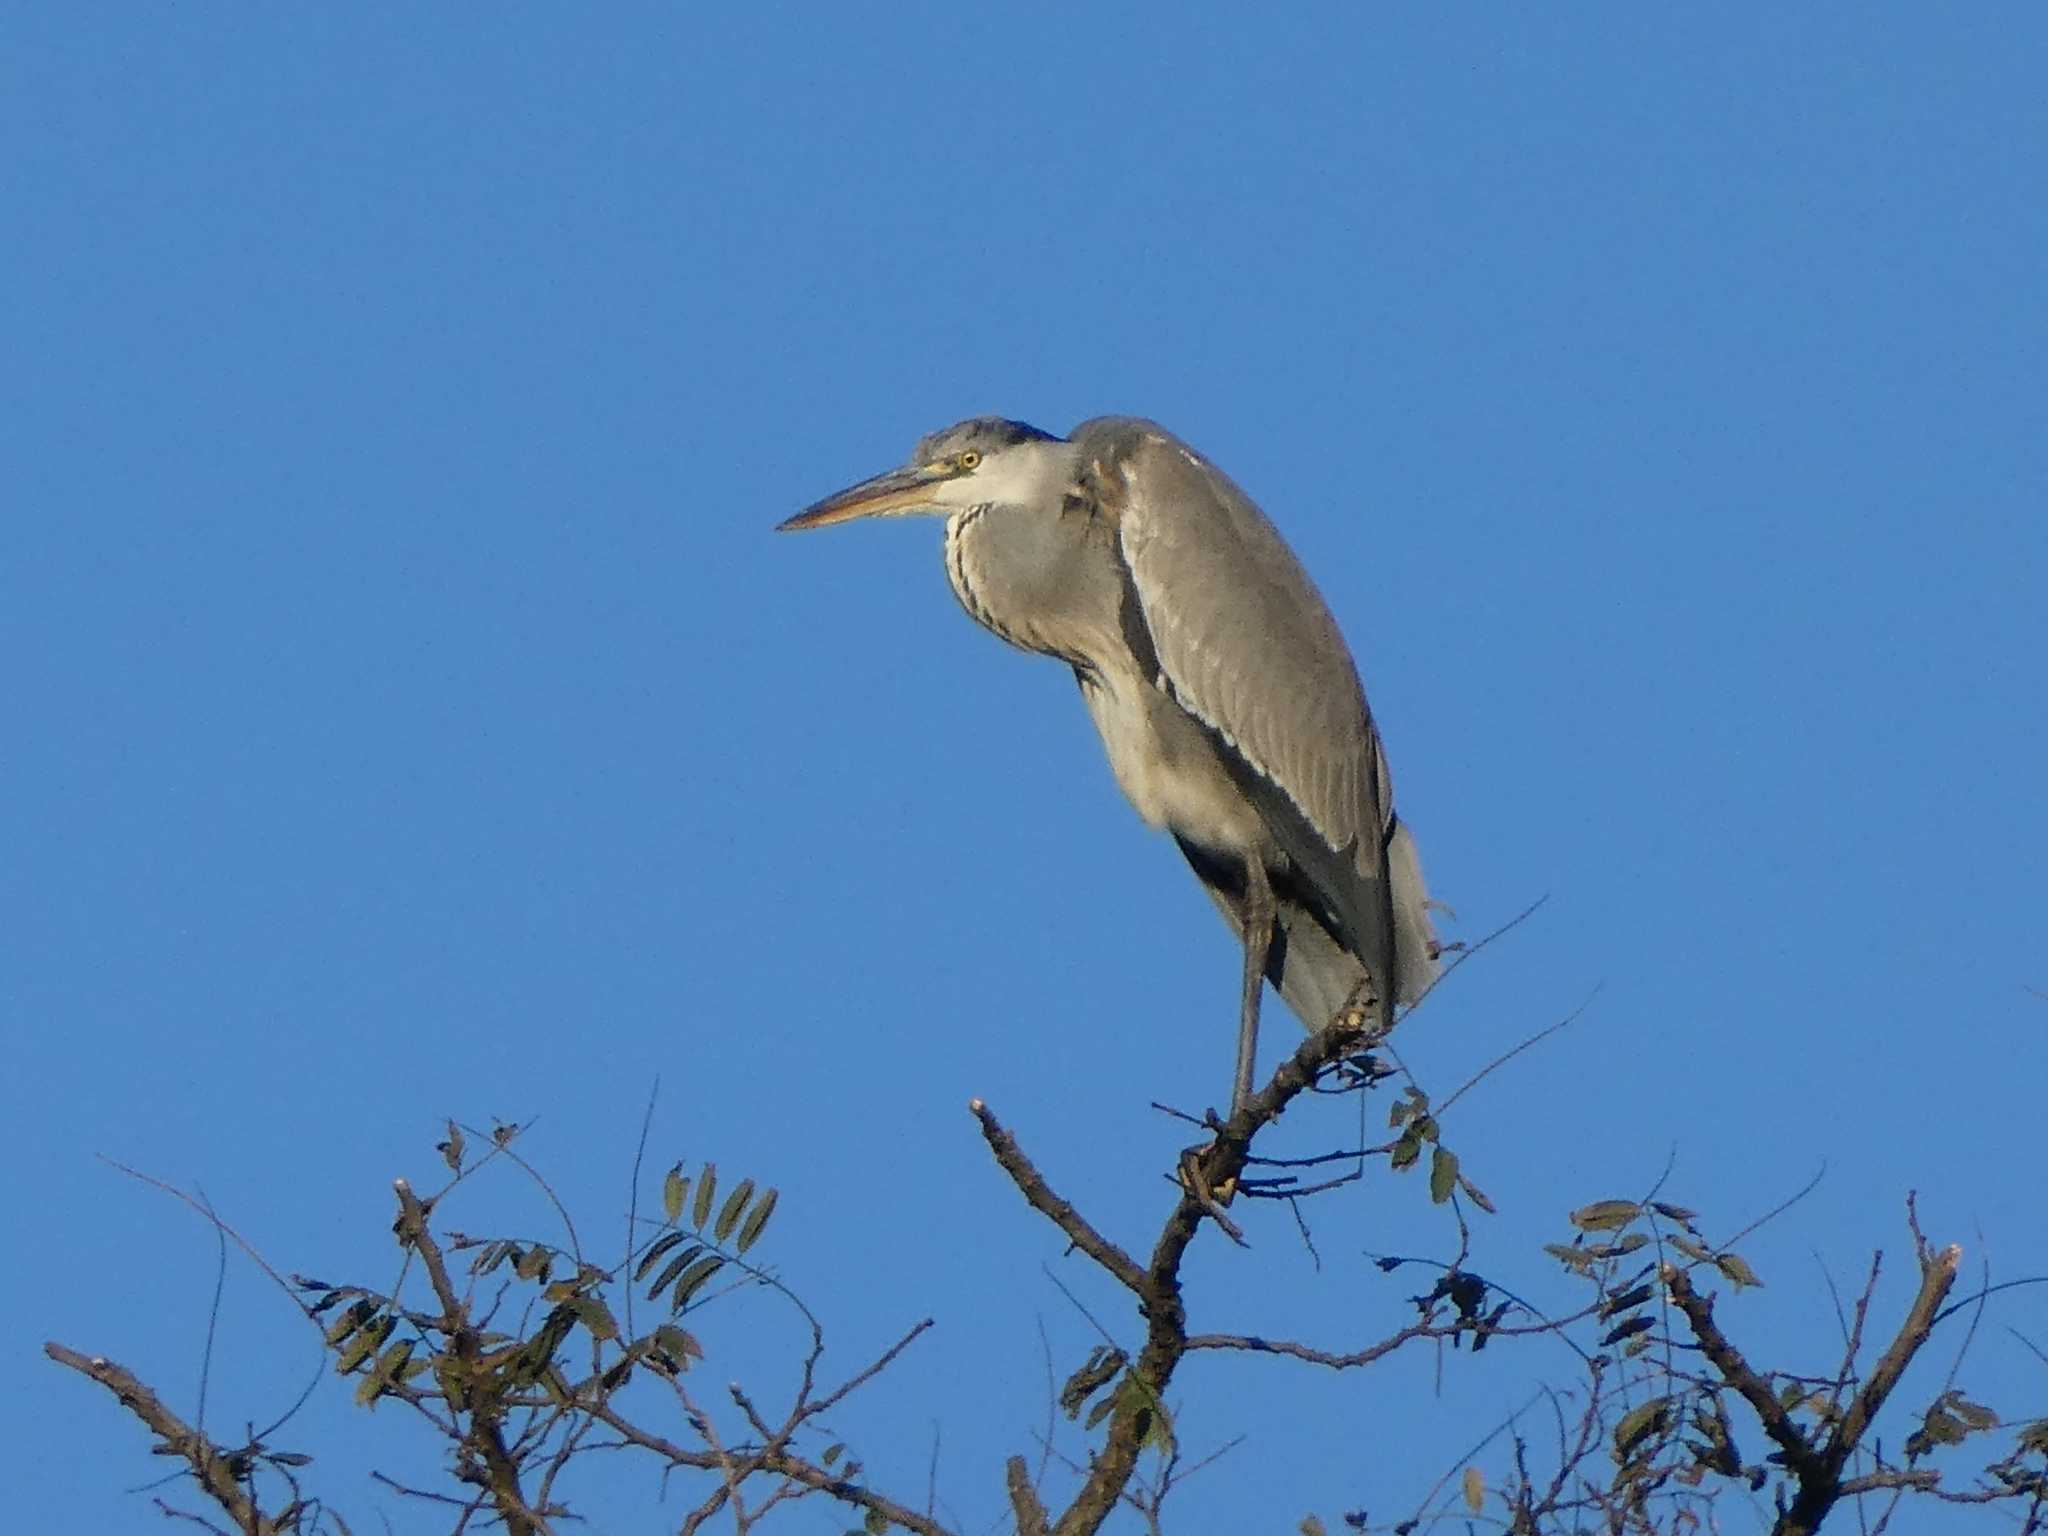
[1435,987,1597,1119]
[623,1078,660,1344]
[970,1101,1146,1294]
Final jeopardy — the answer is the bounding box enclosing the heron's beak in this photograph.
[777,465,948,532]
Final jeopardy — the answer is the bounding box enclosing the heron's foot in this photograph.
[1338,975,1380,1025]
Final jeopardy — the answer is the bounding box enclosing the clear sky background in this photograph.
[6,6,2044,1533]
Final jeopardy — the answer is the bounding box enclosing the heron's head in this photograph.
[778,417,1072,532]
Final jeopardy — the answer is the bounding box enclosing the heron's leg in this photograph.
[1233,858,1277,1117]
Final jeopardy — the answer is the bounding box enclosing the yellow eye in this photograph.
[957,449,982,471]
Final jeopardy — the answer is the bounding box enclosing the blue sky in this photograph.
[6,5,2044,1531]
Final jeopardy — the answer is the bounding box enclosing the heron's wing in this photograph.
[1079,418,1390,856]
[1073,417,1437,1004]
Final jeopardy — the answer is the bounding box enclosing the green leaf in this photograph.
[1133,1383,1176,1454]
[1429,1145,1460,1204]
[1472,1299,1512,1352]
[693,1162,717,1231]
[715,1177,756,1244]
[1601,1316,1655,1347]
[662,1163,687,1224]
[1457,1175,1497,1214]
[1544,1243,1592,1272]
[736,1188,779,1254]
[1462,1465,1485,1513]
[1613,1398,1672,1460]
[1389,1125,1423,1171]
[566,1295,619,1343]
[1950,1395,1999,1431]
[1601,1283,1655,1318]
[1440,1270,1486,1321]
[651,1324,702,1373]
[1910,1407,1969,1455]
[1669,1234,1712,1264]
[1715,1252,1763,1288]
[822,1442,845,1468]
[324,1299,376,1348]
[635,1230,690,1281]
[1570,1200,1641,1232]
[1651,1201,1698,1225]
[1584,1234,1649,1261]
[648,1244,706,1301]
[373,1338,413,1382]
[1060,1346,1127,1417]
[510,1309,576,1386]
[333,1333,377,1376]
[670,1253,725,1311]
[334,1316,393,1375]
[439,1121,465,1172]
[356,1339,413,1407]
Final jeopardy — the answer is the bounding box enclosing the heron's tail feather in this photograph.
[1174,827,1440,1038]
[1386,819,1438,1006]
[1265,905,1372,1031]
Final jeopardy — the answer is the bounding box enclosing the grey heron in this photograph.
[779,417,1438,1117]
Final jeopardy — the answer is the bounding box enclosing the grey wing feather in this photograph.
[1075,417,1438,1006]
[1080,418,1387,855]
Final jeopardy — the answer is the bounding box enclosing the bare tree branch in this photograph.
[970,1099,1148,1294]
[46,1342,281,1536]
[1664,1222,1965,1536]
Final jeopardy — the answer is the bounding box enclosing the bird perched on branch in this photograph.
[780,416,1438,1115]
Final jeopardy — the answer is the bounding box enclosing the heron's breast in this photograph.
[1079,668,1273,862]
